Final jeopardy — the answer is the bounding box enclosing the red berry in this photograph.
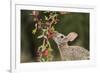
[47,34,51,39]
[48,33,54,39]
[42,49,48,56]
[47,29,54,39]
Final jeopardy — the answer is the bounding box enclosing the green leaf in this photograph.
[51,26,55,31]
[41,58,46,62]
[32,29,36,34]
[38,45,46,52]
[48,47,53,51]
[41,45,46,52]
[45,16,48,20]
[42,29,47,32]
[37,35,43,39]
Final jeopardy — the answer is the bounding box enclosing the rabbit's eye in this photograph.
[60,36,64,38]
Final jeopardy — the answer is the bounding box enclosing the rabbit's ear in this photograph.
[65,32,78,42]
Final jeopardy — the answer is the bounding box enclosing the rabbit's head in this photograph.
[52,31,78,46]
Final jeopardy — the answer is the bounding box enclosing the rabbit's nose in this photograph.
[52,32,57,37]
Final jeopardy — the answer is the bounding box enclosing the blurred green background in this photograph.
[21,10,89,63]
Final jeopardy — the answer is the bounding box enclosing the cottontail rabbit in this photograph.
[52,31,89,61]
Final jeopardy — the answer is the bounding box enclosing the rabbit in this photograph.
[51,31,89,61]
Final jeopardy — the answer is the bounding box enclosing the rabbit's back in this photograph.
[59,46,89,61]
